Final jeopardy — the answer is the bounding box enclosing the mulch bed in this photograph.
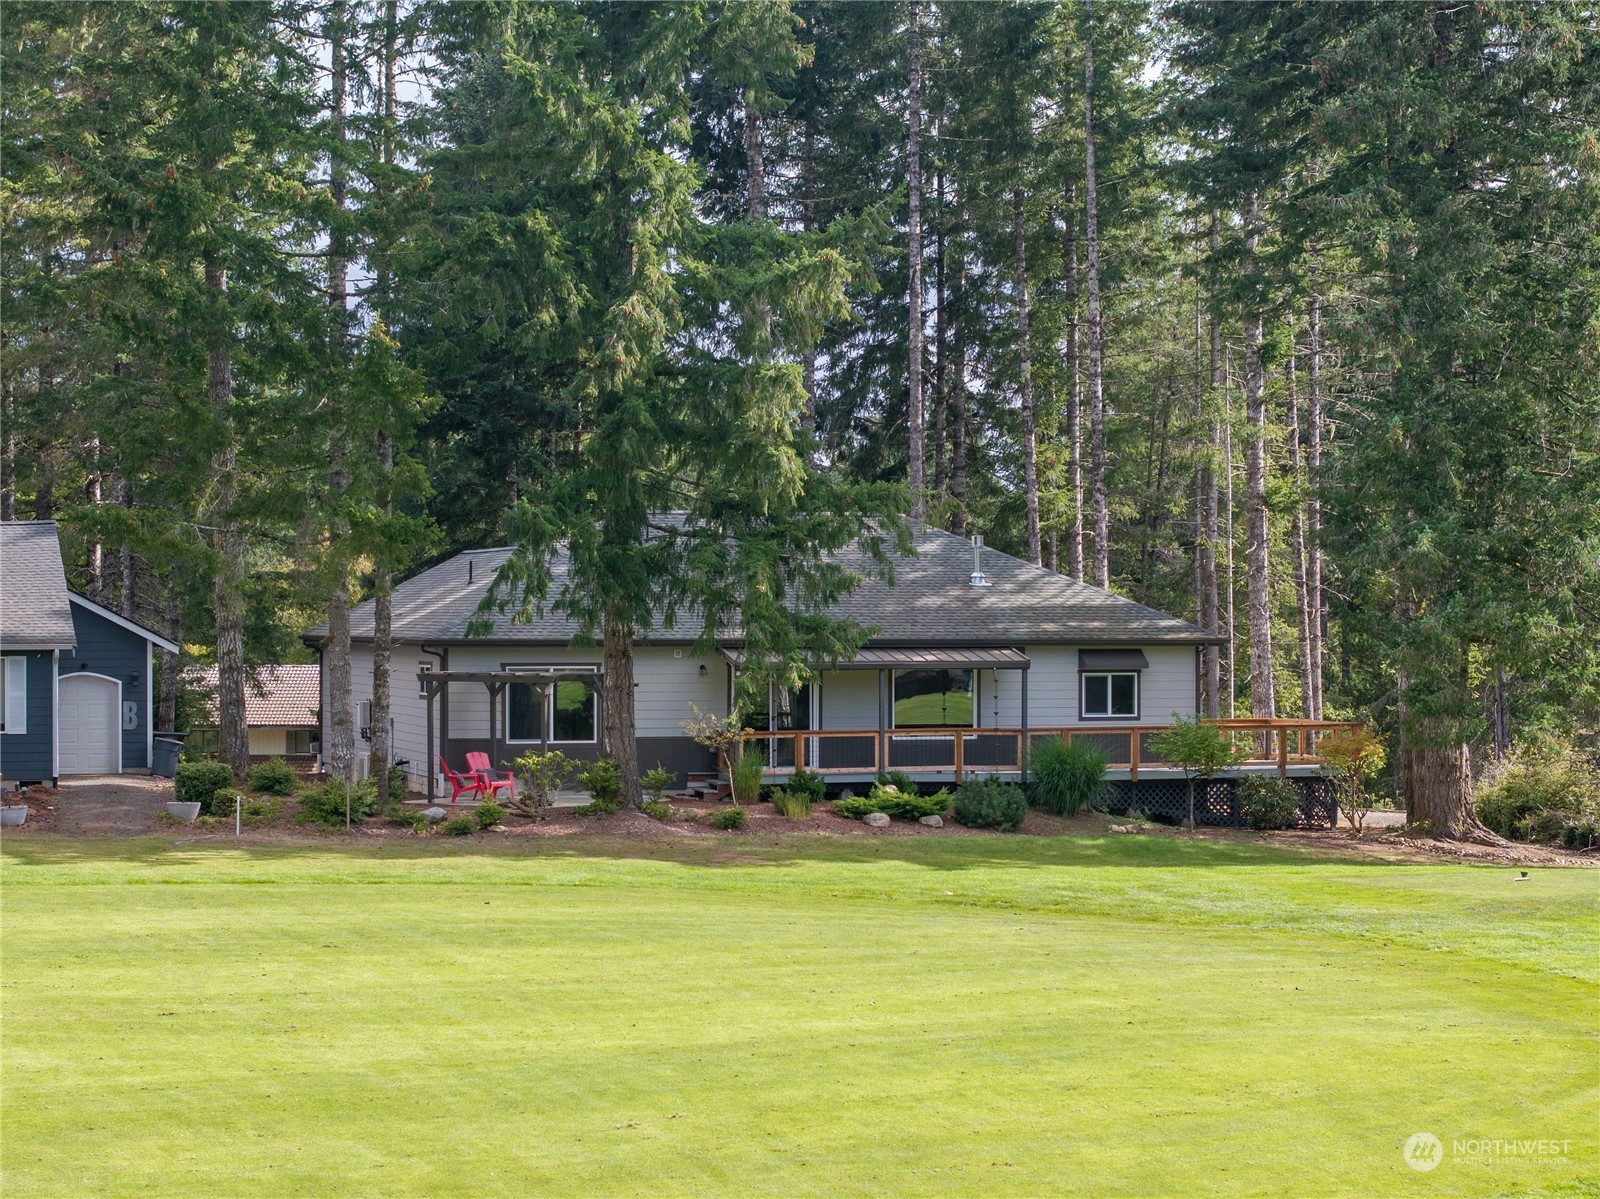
[0,786,63,835]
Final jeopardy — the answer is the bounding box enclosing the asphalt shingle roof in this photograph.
[191,664,321,728]
[315,525,1213,648]
[0,521,77,650]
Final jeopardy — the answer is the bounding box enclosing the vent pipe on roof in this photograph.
[969,535,991,587]
[468,558,474,584]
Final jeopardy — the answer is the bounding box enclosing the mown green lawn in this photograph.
[2,833,1595,1198]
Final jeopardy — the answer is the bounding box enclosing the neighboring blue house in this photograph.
[1,521,179,784]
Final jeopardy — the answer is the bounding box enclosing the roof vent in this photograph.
[969,535,991,587]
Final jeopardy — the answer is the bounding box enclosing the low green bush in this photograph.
[475,800,506,829]
[247,757,298,796]
[710,806,747,830]
[1563,819,1599,851]
[785,768,826,803]
[953,778,1026,831]
[1028,739,1108,816]
[641,800,673,821]
[769,790,812,820]
[443,814,475,836]
[240,795,284,828]
[641,765,675,803]
[296,778,381,828]
[1474,742,1600,841]
[1237,775,1302,830]
[175,760,236,816]
[577,757,623,805]
[573,795,621,816]
[386,764,409,807]
[834,785,952,822]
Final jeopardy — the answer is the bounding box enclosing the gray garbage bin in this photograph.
[152,737,183,778]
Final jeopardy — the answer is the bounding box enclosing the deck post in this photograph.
[954,727,964,784]
[1020,664,1030,784]
[1129,728,1140,782]
[424,678,435,802]
[1277,726,1289,777]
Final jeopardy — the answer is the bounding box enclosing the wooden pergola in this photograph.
[418,669,603,802]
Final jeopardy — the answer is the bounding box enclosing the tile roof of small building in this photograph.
[192,664,321,728]
[0,521,77,649]
[312,524,1214,648]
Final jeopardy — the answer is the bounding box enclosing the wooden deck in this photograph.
[737,719,1357,782]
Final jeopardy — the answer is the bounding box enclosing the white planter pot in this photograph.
[1,805,27,827]
[166,801,202,823]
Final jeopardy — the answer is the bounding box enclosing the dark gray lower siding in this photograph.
[440,736,715,789]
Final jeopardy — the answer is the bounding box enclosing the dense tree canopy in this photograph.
[4,1,1596,826]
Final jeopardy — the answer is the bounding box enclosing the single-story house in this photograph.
[307,524,1343,825]
[188,664,321,767]
[1,521,180,784]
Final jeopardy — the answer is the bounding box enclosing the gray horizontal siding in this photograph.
[61,605,151,770]
[1,651,56,783]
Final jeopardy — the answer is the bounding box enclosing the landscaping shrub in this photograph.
[577,757,622,805]
[641,800,673,821]
[443,814,475,836]
[785,768,826,803]
[641,765,674,804]
[508,748,575,816]
[953,778,1026,831]
[710,806,747,830]
[731,747,765,805]
[1028,739,1108,816]
[1236,775,1302,830]
[875,769,919,795]
[175,761,236,816]
[240,795,284,828]
[1474,742,1600,842]
[386,764,409,807]
[475,800,506,829]
[247,757,298,796]
[769,790,811,820]
[835,786,953,822]
[573,796,620,816]
[297,778,381,828]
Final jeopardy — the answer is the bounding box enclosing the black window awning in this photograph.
[1078,649,1149,671]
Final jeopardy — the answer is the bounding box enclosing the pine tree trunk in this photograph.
[1083,0,1109,589]
[1242,194,1274,718]
[85,435,103,600]
[119,478,136,619]
[744,90,765,222]
[1013,188,1042,565]
[1306,280,1325,719]
[1201,262,1222,717]
[159,574,179,732]
[933,158,948,497]
[0,372,13,521]
[801,120,818,434]
[602,604,642,808]
[950,246,968,535]
[1064,182,1084,582]
[1223,346,1236,718]
[324,2,355,784]
[1286,320,1314,718]
[906,0,925,520]
[204,252,249,780]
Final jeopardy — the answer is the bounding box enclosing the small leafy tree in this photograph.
[508,749,576,818]
[1146,716,1250,829]
[1317,726,1387,837]
[681,703,752,773]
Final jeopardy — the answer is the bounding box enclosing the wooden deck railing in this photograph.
[735,719,1358,781]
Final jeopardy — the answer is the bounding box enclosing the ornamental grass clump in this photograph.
[1028,739,1108,816]
[730,747,765,806]
[769,790,812,820]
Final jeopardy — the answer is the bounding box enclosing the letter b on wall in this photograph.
[122,701,139,731]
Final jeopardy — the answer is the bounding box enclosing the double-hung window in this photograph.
[505,666,598,744]
[1,656,25,734]
[1080,672,1139,719]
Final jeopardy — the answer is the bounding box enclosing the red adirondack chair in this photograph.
[465,752,516,802]
[438,756,485,804]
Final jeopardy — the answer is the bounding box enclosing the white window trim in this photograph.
[417,662,432,698]
[890,667,978,730]
[2,655,26,734]
[1080,671,1140,721]
[502,664,600,745]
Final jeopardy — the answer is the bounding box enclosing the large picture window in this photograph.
[892,669,974,728]
[505,668,598,744]
[1081,672,1138,719]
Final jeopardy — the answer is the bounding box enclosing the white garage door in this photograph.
[59,674,120,775]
